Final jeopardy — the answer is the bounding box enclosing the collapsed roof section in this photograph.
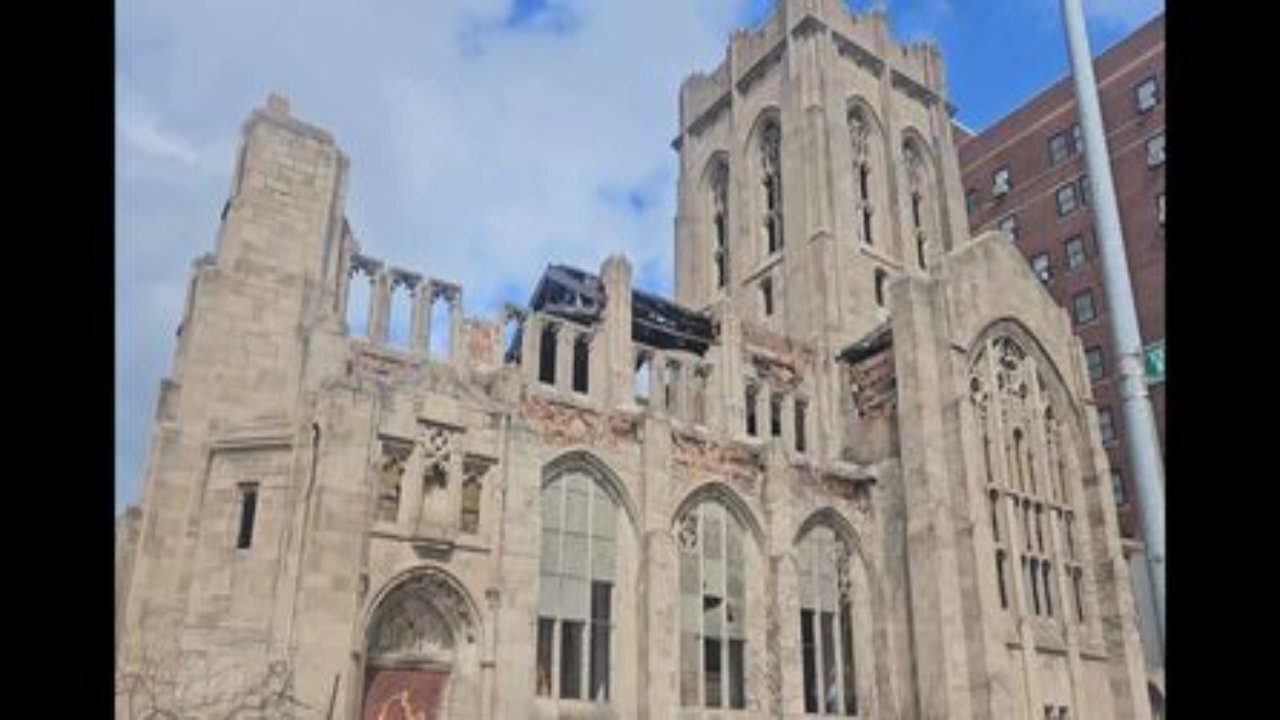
[528,264,717,355]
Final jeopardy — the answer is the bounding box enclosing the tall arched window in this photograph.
[710,159,730,290]
[848,106,874,247]
[970,329,1092,626]
[760,119,784,255]
[678,500,747,709]
[797,524,858,716]
[537,469,617,701]
[903,138,931,270]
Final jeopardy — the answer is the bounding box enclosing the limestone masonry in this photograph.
[115,1,1154,718]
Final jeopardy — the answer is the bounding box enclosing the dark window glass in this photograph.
[572,335,589,393]
[704,637,722,707]
[728,639,746,709]
[795,400,808,453]
[560,620,583,699]
[536,617,555,696]
[840,602,858,715]
[539,324,557,385]
[802,609,819,713]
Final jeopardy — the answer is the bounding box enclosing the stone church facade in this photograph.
[115,1,1153,718]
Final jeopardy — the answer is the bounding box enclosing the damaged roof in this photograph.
[526,264,717,355]
[837,321,893,364]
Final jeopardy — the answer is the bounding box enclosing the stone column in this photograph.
[448,289,464,364]
[555,324,575,394]
[522,314,544,384]
[407,281,426,355]
[649,350,667,417]
[368,269,391,343]
[600,255,634,408]
[637,414,677,720]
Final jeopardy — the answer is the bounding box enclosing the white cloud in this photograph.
[116,0,749,511]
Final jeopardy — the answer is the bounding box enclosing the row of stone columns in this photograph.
[347,255,463,360]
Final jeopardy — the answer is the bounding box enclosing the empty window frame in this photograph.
[537,470,618,701]
[572,335,590,394]
[797,525,859,716]
[794,399,808,453]
[1030,253,1052,283]
[1098,406,1116,444]
[1146,132,1166,168]
[1135,76,1159,113]
[236,482,259,549]
[745,384,759,437]
[992,166,1011,197]
[539,324,558,385]
[761,120,784,254]
[770,393,783,438]
[1085,346,1105,382]
[1072,289,1096,325]
[1065,235,1087,270]
[1055,182,1079,216]
[678,502,748,709]
[998,214,1018,242]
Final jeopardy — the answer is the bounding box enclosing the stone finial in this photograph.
[265,92,291,117]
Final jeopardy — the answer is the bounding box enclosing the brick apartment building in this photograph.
[956,11,1166,698]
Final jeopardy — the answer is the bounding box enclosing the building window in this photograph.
[236,482,259,550]
[1078,174,1091,207]
[1072,289,1096,325]
[1055,182,1079,216]
[711,162,730,289]
[998,214,1018,242]
[798,525,859,716]
[1156,193,1165,227]
[1135,76,1160,113]
[572,335,590,394]
[1048,131,1070,166]
[849,106,876,247]
[761,120,784,254]
[770,393,783,438]
[992,166,1011,197]
[1065,235,1087,270]
[539,323,558,385]
[1085,346,1105,382]
[874,269,888,308]
[538,469,617,701]
[1112,469,1126,505]
[678,502,748,709]
[795,399,808,453]
[1071,123,1084,154]
[1098,406,1116,444]
[965,188,978,215]
[1146,132,1165,168]
[745,384,759,437]
[761,277,775,317]
[460,476,482,534]
[1030,253,1052,283]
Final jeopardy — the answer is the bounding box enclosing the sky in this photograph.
[116,0,1164,513]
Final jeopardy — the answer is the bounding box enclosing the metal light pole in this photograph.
[1059,0,1165,654]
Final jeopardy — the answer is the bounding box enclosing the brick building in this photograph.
[956,11,1165,706]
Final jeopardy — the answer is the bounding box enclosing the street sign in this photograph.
[1144,340,1165,385]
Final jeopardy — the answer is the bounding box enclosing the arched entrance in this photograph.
[361,571,479,720]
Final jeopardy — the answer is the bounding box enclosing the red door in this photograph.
[362,667,449,720]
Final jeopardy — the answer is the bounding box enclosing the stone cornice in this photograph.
[833,31,884,77]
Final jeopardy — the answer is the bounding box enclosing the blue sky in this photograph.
[115,0,1163,513]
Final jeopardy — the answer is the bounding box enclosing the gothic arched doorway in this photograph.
[361,571,479,720]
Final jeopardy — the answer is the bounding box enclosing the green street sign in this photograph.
[1144,341,1165,385]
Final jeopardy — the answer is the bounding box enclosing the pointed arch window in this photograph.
[678,501,747,709]
[711,160,730,289]
[537,470,617,701]
[849,106,874,247]
[760,120,784,254]
[798,524,858,716]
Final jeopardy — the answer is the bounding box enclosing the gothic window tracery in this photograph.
[970,332,1089,626]
[710,160,730,289]
[848,106,875,247]
[761,119,784,255]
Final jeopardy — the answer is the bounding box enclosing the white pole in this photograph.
[1059,0,1165,655]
